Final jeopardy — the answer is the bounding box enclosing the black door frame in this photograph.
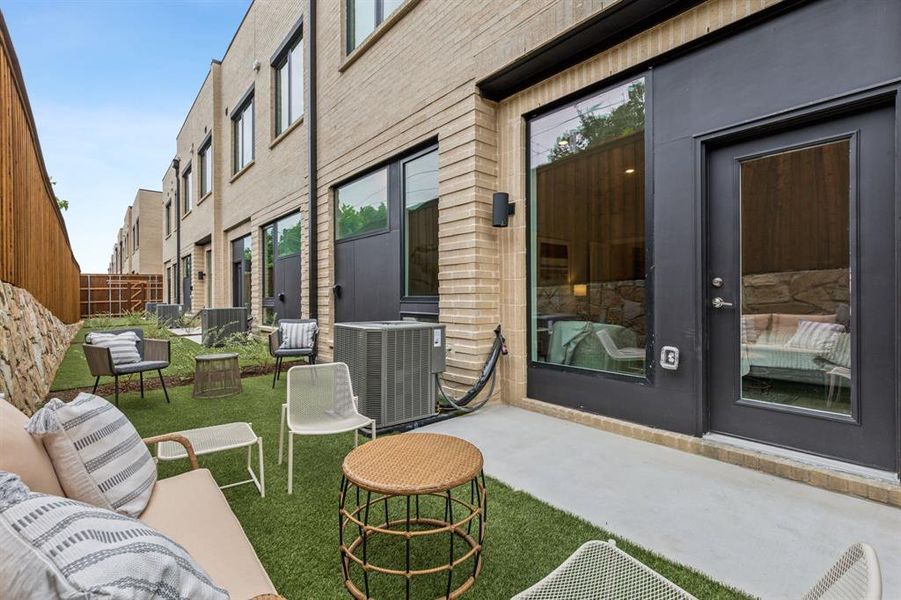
[261,212,302,321]
[696,82,901,474]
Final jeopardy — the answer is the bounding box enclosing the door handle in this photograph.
[332,284,342,299]
[278,292,285,302]
[711,297,734,309]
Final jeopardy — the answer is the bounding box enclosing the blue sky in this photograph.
[2,0,249,272]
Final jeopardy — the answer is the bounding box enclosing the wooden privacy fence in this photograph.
[0,13,81,323]
[80,274,163,318]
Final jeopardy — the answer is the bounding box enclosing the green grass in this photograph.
[50,315,279,392]
[111,376,751,600]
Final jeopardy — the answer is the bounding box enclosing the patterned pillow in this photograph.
[26,394,156,517]
[787,320,844,352]
[0,472,228,600]
[280,321,317,350]
[824,331,852,368]
[86,331,141,365]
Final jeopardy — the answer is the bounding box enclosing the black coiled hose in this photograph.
[435,325,507,413]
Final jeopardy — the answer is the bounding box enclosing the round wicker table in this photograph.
[193,353,242,399]
[339,433,486,600]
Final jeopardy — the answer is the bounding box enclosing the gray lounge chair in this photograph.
[268,319,317,388]
[83,327,170,405]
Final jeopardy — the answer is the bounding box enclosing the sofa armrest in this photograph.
[143,434,198,470]
[83,344,115,377]
[269,329,280,356]
[144,338,170,364]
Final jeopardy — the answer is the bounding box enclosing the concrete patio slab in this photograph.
[421,404,901,599]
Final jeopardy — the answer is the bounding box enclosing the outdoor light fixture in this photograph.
[197,271,205,281]
[624,168,636,174]
[492,192,515,227]
[572,283,588,297]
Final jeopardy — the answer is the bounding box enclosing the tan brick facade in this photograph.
[107,189,163,276]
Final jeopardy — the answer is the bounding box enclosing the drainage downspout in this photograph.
[306,0,318,319]
[171,157,181,305]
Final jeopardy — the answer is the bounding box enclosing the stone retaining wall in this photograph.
[0,281,79,414]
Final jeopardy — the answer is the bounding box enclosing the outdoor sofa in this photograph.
[0,398,282,599]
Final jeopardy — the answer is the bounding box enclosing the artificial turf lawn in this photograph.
[95,375,751,600]
[50,316,284,392]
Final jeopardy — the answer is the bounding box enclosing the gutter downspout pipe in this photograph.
[171,157,181,306]
[306,0,318,319]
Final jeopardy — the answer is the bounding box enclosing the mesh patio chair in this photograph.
[268,318,318,388]
[802,542,882,600]
[82,327,170,405]
[512,540,698,600]
[278,363,375,494]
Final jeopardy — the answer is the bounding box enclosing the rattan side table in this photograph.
[193,353,241,399]
[339,433,486,600]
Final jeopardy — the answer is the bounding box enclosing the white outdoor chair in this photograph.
[278,363,375,494]
[513,540,882,600]
[596,329,645,361]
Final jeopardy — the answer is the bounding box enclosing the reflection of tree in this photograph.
[278,222,302,254]
[549,81,645,162]
[338,202,387,237]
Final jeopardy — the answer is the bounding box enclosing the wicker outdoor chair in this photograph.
[268,318,318,388]
[83,327,170,405]
[278,363,375,494]
[513,540,882,600]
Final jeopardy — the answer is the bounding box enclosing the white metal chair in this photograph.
[595,329,645,361]
[278,363,375,494]
[513,540,882,600]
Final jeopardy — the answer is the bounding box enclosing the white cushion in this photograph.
[280,321,317,350]
[787,320,844,352]
[26,394,156,517]
[86,331,141,365]
[0,472,228,600]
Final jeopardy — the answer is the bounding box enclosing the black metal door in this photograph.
[706,106,897,470]
[182,256,192,312]
[334,230,400,323]
[275,254,301,319]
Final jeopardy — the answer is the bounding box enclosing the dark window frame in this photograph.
[524,71,656,385]
[400,144,439,302]
[334,165,391,243]
[198,135,213,197]
[346,0,402,54]
[272,19,304,137]
[165,201,172,236]
[231,90,255,174]
[181,163,193,214]
[134,219,139,249]
[261,212,302,320]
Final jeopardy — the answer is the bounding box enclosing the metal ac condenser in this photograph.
[334,321,446,429]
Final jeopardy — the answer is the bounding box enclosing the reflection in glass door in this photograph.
[739,140,852,415]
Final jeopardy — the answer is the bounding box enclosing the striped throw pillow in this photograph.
[824,331,852,368]
[86,331,141,365]
[280,321,317,350]
[0,472,228,600]
[26,394,157,518]
[786,320,844,352]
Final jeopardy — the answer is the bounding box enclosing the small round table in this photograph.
[339,433,486,600]
[193,353,241,399]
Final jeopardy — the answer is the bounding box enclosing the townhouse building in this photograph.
[158,0,901,479]
[107,189,163,275]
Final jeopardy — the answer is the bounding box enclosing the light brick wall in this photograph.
[130,189,163,275]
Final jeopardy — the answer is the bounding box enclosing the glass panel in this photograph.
[242,102,254,163]
[383,0,404,17]
[233,117,242,171]
[739,140,851,414]
[242,237,252,312]
[277,61,289,134]
[200,145,212,195]
[183,169,192,212]
[289,42,303,121]
[529,77,647,377]
[335,167,388,239]
[277,212,302,256]
[350,0,376,51]
[404,149,439,296]
[263,225,275,300]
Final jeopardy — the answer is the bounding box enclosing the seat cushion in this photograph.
[279,320,317,350]
[0,400,64,496]
[114,360,169,374]
[141,469,277,599]
[0,472,228,600]
[274,347,314,357]
[26,394,157,517]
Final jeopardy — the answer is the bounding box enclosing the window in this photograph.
[133,223,138,250]
[205,249,213,307]
[166,265,172,303]
[335,168,388,240]
[165,202,172,235]
[233,96,254,173]
[262,224,275,324]
[199,138,212,196]
[232,235,252,312]
[274,34,303,136]
[346,0,404,53]
[277,212,302,256]
[403,148,438,297]
[528,77,648,377]
[182,166,193,213]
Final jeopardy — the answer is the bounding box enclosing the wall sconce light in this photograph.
[197,271,205,281]
[572,283,588,297]
[492,192,515,227]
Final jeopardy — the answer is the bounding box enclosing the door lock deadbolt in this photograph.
[711,277,724,288]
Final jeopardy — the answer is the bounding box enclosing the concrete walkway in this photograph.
[421,404,901,599]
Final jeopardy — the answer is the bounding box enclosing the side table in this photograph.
[194,352,241,399]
